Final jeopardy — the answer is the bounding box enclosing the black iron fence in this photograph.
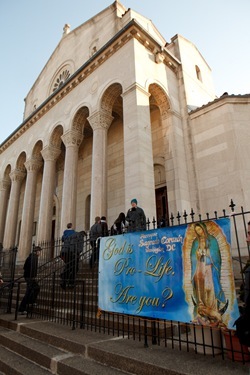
[1,200,250,364]
[0,247,17,313]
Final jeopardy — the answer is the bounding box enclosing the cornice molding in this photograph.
[189,95,250,119]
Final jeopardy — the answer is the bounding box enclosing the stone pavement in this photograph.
[0,313,249,375]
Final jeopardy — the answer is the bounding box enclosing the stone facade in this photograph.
[0,1,249,261]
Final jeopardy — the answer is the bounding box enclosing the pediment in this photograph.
[23,1,127,120]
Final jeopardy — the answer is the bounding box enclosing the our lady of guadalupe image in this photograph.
[182,219,238,328]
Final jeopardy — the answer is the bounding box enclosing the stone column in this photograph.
[37,146,61,243]
[162,111,190,214]
[60,129,83,233]
[0,178,11,244]
[122,83,156,221]
[18,159,43,260]
[3,170,26,249]
[88,111,113,223]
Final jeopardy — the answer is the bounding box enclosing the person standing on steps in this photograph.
[89,216,109,268]
[60,224,83,289]
[233,222,250,346]
[62,223,75,242]
[110,212,126,235]
[18,246,41,314]
[126,199,146,233]
[89,216,102,268]
[244,221,250,314]
[100,216,109,237]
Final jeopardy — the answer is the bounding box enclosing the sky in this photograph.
[0,0,249,144]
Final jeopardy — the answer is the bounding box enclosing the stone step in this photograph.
[0,326,68,371]
[0,320,135,375]
[0,343,52,375]
[0,315,248,375]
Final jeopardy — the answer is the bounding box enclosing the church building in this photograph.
[0,1,249,261]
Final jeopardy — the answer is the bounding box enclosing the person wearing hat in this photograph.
[18,246,41,314]
[126,199,146,232]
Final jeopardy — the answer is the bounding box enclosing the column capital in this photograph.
[61,129,83,148]
[41,145,61,162]
[9,169,26,183]
[88,110,114,131]
[25,158,43,173]
[0,178,11,191]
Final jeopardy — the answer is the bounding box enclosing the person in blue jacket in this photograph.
[62,223,75,242]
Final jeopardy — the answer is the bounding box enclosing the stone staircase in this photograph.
[0,315,133,375]
[0,314,248,375]
[0,252,248,374]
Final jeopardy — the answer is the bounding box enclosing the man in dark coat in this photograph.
[89,216,103,268]
[245,221,250,313]
[234,222,250,346]
[18,246,41,314]
[60,231,86,289]
[126,199,146,232]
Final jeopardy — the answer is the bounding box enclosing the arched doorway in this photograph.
[155,186,169,227]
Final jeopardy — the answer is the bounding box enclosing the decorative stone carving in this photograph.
[9,170,26,183]
[63,24,71,35]
[50,127,63,148]
[73,107,89,133]
[149,83,170,120]
[88,111,114,131]
[61,130,83,148]
[16,152,26,173]
[52,69,71,92]
[24,159,43,173]
[155,52,165,64]
[101,83,122,113]
[41,146,61,162]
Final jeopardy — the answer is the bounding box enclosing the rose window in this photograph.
[53,70,71,92]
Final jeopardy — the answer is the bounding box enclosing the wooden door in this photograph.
[155,187,169,227]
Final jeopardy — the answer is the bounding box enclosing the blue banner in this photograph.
[98,218,239,328]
